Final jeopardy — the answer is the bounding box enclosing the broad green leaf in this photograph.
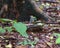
[13,22,28,37]
[0,27,6,33]
[56,37,60,44]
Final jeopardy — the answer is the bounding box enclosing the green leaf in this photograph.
[13,22,28,37]
[0,27,6,33]
[53,33,60,44]
[28,39,37,45]
[23,40,28,45]
[4,27,13,32]
[17,42,23,45]
[10,20,17,24]
[53,33,60,37]
[0,18,12,22]
[18,38,37,45]
[56,37,60,44]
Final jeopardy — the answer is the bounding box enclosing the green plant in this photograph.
[13,22,28,37]
[4,27,13,32]
[53,33,60,44]
[0,18,28,38]
[0,18,13,23]
[0,27,6,33]
[18,38,38,47]
[56,37,60,44]
[0,18,38,46]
